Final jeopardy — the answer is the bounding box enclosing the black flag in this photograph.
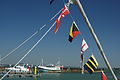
[50,0,55,4]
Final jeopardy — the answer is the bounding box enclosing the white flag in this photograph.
[81,39,88,53]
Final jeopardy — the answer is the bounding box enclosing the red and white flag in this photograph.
[81,39,88,54]
[54,5,70,33]
[101,71,107,80]
[80,39,88,62]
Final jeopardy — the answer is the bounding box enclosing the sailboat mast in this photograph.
[41,59,43,66]
[71,0,118,80]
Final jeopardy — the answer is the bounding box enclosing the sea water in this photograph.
[2,72,120,80]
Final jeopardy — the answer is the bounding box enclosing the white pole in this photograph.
[71,0,118,80]
[81,55,84,74]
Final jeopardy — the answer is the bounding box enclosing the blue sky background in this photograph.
[0,0,120,68]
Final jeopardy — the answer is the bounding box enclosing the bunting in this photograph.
[54,5,70,33]
[68,21,80,42]
[84,54,98,73]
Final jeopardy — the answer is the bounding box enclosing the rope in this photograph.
[0,9,61,62]
[0,31,38,61]
[0,21,56,80]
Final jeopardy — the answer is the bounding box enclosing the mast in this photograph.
[71,0,118,80]
[81,55,84,74]
[41,59,43,66]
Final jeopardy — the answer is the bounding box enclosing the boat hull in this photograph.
[38,66,61,72]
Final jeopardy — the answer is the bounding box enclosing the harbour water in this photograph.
[1,72,120,80]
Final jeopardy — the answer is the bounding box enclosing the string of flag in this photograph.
[60,1,108,78]
[60,0,89,72]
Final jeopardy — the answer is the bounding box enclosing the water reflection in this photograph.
[34,76,38,80]
[34,74,42,80]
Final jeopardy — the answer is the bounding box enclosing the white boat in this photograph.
[38,64,61,72]
[38,59,64,72]
[6,65,30,73]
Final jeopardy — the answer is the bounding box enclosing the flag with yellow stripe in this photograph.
[84,54,98,73]
[68,21,80,42]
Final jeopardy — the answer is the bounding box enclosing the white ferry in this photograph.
[38,59,64,72]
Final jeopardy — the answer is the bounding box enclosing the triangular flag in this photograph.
[68,21,80,42]
[101,71,107,80]
[54,5,70,33]
[81,39,88,53]
[84,54,99,74]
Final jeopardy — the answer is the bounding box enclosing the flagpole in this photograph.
[71,0,118,80]
[81,55,84,74]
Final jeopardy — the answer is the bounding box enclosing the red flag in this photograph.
[54,5,70,33]
[101,71,107,80]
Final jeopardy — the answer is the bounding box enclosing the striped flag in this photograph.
[101,70,107,80]
[84,54,99,73]
[68,21,80,42]
[81,39,88,54]
[54,5,70,33]
[80,39,88,62]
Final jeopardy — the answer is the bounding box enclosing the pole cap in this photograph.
[70,0,78,5]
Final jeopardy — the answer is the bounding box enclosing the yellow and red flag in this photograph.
[68,21,80,42]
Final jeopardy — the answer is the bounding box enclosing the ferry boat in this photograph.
[38,59,64,72]
[38,64,62,72]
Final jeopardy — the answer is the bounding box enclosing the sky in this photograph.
[0,0,120,68]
